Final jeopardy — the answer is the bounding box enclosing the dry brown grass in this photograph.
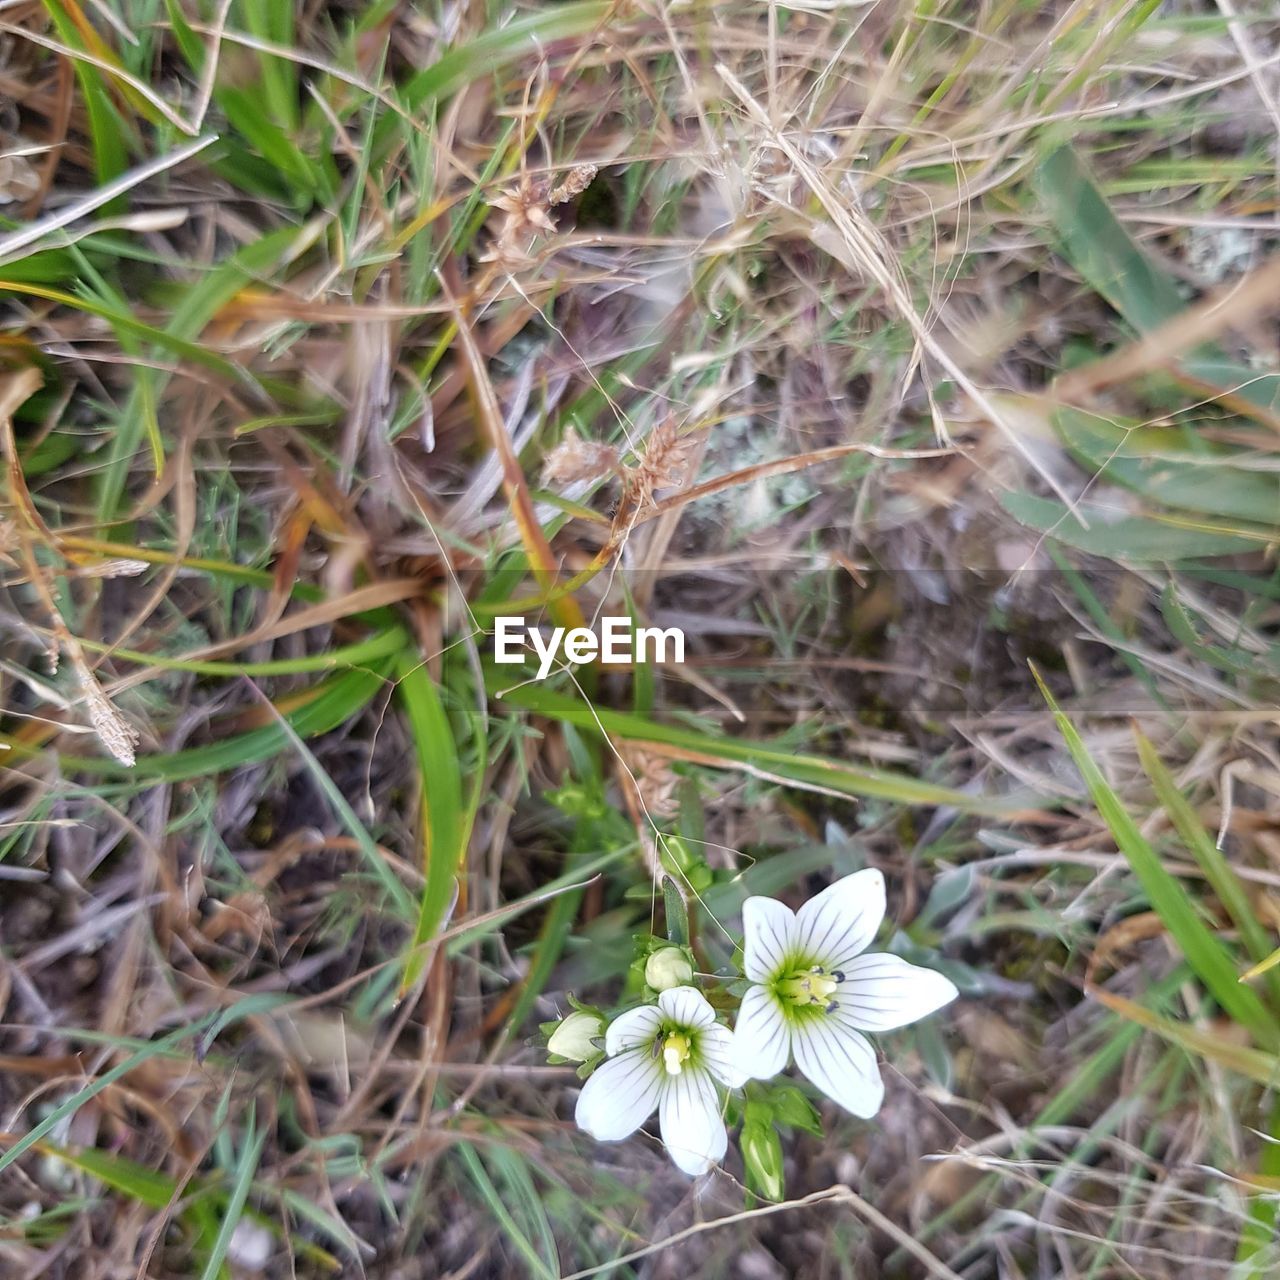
[1,0,1279,1277]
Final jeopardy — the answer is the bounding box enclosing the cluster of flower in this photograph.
[547,870,958,1176]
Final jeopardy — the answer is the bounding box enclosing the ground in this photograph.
[2,0,1280,1277]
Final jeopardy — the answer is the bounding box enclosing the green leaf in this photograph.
[52,1145,180,1209]
[1054,407,1280,528]
[662,874,690,945]
[1037,145,1185,331]
[1002,491,1265,561]
[1160,584,1279,678]
[1036,146,1280,424]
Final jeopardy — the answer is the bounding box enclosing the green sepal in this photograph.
[574,1051,606,1078]
[768,1083,823,1137]
[741,1101,786,1202]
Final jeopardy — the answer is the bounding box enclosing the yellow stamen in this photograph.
[662,1031,691,1075]
[778,967,840,1008]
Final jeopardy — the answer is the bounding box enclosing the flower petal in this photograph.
[658,1066,727,1176]
[792,1016,884,1118]
[605,1003,664,1056]
[742,895,797,982]
[834,953,959,1032]
[699,1021,749,1089]
[656,985,716,1030]
[731,984,791,1082]
[574,1049,663,1141]
[793,869,885,972]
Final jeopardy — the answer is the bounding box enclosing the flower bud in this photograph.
[547,1010,603,1062]
[741,1113,785,1201]
[644,947,693,992]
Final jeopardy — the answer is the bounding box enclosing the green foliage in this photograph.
[1034,667,1276,1046]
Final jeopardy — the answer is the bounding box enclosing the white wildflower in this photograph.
[575,986,742,1176]
[731,869,957,1117]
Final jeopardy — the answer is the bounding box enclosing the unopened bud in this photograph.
[741,1114,785,1201]
[645,947,694,992]
[547,1010,603,1062]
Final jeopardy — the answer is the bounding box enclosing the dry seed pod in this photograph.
[73,558,150,579]
[71,651,139,767]
[626,419,698,512]
[488,177,557,239]
[0,144,40,206]
[549,164,597,206]
[542,434,620,487]
[621,746,680,819]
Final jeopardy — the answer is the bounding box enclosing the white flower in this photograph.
[731,869,958,1117]
[574,986,743,1175]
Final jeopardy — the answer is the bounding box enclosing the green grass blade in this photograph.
[1135,728,1280,1007]
[70,622,408,678]
[397,3,610,113]
[396,649,467,987]
[0,1013,218,1177]
[49,1144,182,1209]
[454,1144,558,1280]
[489,668,1031,814]
[201,1111,269,1280]
[1033,667,1276,1046]
[1048,544,1165,704]
[1092,987,1280,1086]
[0,281,247,379]
[42,0,132,200]
[2,663,391,781]
[257,678,416,919]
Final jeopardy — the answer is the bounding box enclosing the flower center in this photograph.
[777,965,843,1012]
[661,1031,692,1075]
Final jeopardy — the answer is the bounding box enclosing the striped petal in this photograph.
[699,1020,748,1089]
[793,869,885,972]
[658,1066,727,1176]
[657,985,717,1030]
[574,1049,662,1141]
[605,1003,664,1055]
[742,895,797,982]
[835,953,958,1032]
[791,1016,884,1118]
[731,984,791,1081]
